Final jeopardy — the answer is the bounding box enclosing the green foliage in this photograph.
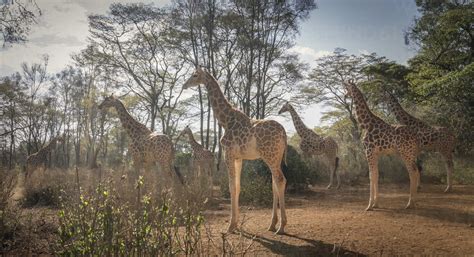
[406,0,474,154]
[452,158,474,185]
[218,167,273,207]
[22,170,72,208]
[58,175,205,256]
[283,145,318,192]
[218,145,315,206]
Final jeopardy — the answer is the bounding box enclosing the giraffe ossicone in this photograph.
[183,67,289,234]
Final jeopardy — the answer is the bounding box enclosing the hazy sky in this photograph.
[0,0,419,133]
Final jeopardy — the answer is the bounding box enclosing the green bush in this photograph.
[284,145,318,191]
[218,167,273,207]
[218,145,315,206]
[22,169,73,207]
[58,175,205,256]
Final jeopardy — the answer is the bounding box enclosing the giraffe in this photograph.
[183,67,288,234]
[343,80,421,210]
[383,93,456,192]
[98,95,183,184]
[25,134,65,178]
[178,125,215,183]
[278,102,340,189]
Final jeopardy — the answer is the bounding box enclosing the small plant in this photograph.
[58,174,206,256]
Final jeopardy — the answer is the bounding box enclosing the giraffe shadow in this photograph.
[239,230,365,257]
[374,205,474,225]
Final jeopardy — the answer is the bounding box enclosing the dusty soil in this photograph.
[204,184,474,256]
[3,183,473,256]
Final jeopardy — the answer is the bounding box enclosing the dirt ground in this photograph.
[204,184,474,256]
[4,183,473,256]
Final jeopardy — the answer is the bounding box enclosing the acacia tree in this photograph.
[300,49,384,139]
[87,3,191,134]
[406,0,473,153]
[231,0,314,119]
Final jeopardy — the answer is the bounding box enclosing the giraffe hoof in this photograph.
[275,228,285,235]
[326,184,332,189]
[268,225,276,232]
[227,224,237,233]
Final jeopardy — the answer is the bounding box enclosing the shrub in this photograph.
[218,168,273,207]
[284,145,317,192]
[218,145,314,206]
[58,175,206,256]
[0,169,21,251]
[22,169,73,207]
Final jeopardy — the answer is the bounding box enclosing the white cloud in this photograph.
[0,0,174,77]
[289,45,332,67]
[290,46,331,60]
[358,49,371,55]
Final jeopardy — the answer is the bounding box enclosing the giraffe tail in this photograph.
[334,157,339,173]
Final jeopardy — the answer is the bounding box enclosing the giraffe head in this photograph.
[183,66,207,89]
[56,134,66,143]
[178,125,192,138]
[278,102,293,115]
[342,79,357,99]
[98,94,118,112]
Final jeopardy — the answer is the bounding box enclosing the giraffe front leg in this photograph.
[444,156,454,193]
[365,152,379,211]
[336,157,341,190]
[327,156,335,189]
[226,157,241,233]
[404,160,419,209]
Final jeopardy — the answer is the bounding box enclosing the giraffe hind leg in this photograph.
[268,179,278,232]
[403,158,419,209]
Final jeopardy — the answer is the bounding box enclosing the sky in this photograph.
[0,0,419,133]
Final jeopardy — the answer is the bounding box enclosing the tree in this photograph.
[87,3,191,134]
[0,0,41,46]
[407,0,474,153]
[301,49,384,139]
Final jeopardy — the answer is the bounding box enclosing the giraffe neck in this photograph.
[349,85,387,130]
[113,100,151,138]
[203,72,248,129]
[41,139,57,153]
[288,107,315,138]
[386,94,427,127]
[186,130,203,151]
